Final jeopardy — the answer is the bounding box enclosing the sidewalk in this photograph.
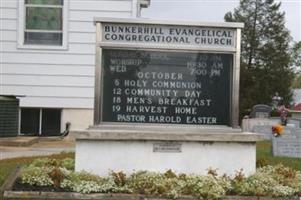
[0,139,75,160]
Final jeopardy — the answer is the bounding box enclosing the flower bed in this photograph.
[6,158,301,200]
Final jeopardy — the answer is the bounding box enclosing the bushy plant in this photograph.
[61,171,131,194]
[233,164,299,197]
[178,174,231,200]
[61,158,75,171]
[30,158,52,167]
[20,166,53,187]
[30,157,75,170]
[126,170,231,200]
[261,164,301,195]
[61,179,102,193]
[63,170,103,185]
[18,158,301,198]
[111,171,127,187]
[61,171,102,193]
[192,175,229,200]
[49,167,65,189]
[236,172,280,196]
[127,171,168,195]
[127,170,185,199]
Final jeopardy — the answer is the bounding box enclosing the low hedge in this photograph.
[12,158,301,200]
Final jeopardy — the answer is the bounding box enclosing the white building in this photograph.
[0,0,150,136]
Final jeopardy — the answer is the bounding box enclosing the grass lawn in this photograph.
[256,140,301,171]
[1,141,301,188]
[0,152,74,188]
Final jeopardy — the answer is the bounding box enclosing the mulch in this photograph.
[12,178,67,193]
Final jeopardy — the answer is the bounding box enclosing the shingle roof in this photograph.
[290,103,301,111]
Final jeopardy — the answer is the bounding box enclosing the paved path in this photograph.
[0,140,75,160]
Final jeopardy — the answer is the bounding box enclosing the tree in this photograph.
[291,41,301,71]
[224,0,294,116]
[291,41,301,88]
[292,74,301,88]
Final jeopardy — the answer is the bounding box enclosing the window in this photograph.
[18,0,68,49]
[41,109,61,136]
[20,108,62,136]
[20,108,40,135]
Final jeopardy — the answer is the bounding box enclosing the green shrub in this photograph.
[0,152,74,187]
[61,171,131,194]
[233,165,299,197]
[49,166,65,189]
[192,175,229,200]
[61,158,75,171]
[261,164,301,194]
[17,157,301,198]
[30,158,52,168]
[30,157,75,170]
[20,166,53,187]
[61,171,103,193]
[127,171,168,195]
[61,179,102,193]
[64,170,103,184]
[126,171,231,200]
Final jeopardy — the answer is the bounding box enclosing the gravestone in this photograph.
[253,125,273,139]
[253,125,301,140]
[286,118,301,128]
[73,18,262,176]
[272,136,301,158]
[242,118,301,133]
[250,104,272,118]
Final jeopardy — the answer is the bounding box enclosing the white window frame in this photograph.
[18,0,69,50]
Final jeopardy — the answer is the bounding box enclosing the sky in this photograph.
[141,0,301,42]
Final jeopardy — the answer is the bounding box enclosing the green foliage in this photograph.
[292,74,301,89]
[0,152,74,187]
[127,171,231,199]
[127,171,171,195]
[29,157,75,170]
[2,150,301,198]
[16,156,301,199]
[232,165,300,197]
[49,167,65,188]
[225,0,294,116]
[61,179,103,194]
[65,170,103,184]
[61,158,75,171]
[30,158,52,167]
[61,171,131,194]
[21,157,74,188]
[20,166,53,187]
[291,41,301,71]
[256,141,301,171]
[181,175,231,200]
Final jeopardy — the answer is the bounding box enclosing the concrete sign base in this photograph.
[73,125,262,176]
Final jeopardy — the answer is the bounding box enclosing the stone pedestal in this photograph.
[73,125,262,176]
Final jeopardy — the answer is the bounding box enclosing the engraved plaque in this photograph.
[153,142,182,153]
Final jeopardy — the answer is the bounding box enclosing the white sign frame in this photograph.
[94,18,243,128]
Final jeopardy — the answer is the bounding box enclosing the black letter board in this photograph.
[101,49,232,125]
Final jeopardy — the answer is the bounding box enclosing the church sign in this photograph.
[94,18,243,128]
[102,23,236,50]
